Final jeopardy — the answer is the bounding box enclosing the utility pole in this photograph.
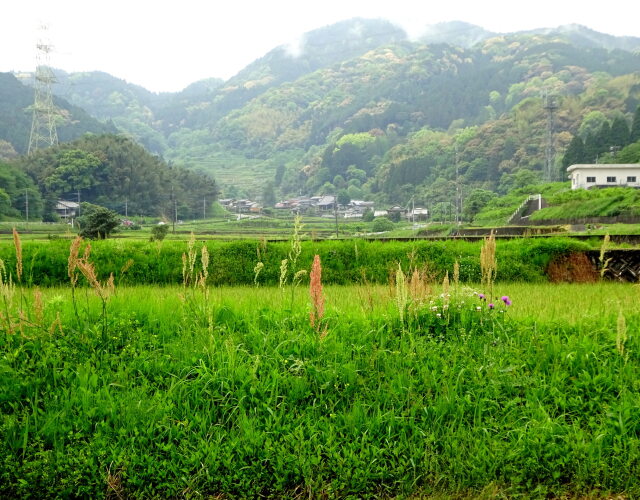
[125,199,128,218]
[412,197,415,226]
[203,197,206,220]
[28,24,59,154]
[25,189,29,226]
[334,195,339,238]
[77,189,80,216]
[455,144,460,224]
[543,91,558,182]
[171,185,175,234]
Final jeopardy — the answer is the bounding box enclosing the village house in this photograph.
[567,164,640,189]
[348,200,375,213]
[407,207,429,221]
[316,195,336,212]
[55,200,79,220]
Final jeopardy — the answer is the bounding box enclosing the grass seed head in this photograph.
[68,236,83,286]
[34,287,44,324]
[480,231,497,293]
[395,263,408,324]
[253,262,264,286]
[279,259,288,289]
[309,254,325,330]
[12,228,22,282]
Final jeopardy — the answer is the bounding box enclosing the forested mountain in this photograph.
[0,72,116,156]
[12,135,218,220]
[3,19,640,210]
[45,71,224,154]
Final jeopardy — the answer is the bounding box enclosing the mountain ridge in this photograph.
[3,19,640,206]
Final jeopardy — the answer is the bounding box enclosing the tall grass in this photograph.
[0,232,638,497]
[0,236,597,286]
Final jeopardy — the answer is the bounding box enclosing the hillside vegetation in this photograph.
[8,134,218,220]
[2,19,640,213]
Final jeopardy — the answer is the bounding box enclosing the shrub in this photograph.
[150,224,169,241]
[77,203,120,239]
[372,217,394,232]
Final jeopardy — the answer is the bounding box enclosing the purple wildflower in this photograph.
[501,295,512,306]
[478,293,486,300]
[488,303,495,309]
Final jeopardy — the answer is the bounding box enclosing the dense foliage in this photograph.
[12,134,219,219]
[77,202,121,239]
[0,161,43,220]
[0,237,593,286]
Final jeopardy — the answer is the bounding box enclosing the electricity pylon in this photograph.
[543,90,558,182]
[28,24,59,154]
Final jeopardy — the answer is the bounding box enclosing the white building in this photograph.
[567,164,640,190]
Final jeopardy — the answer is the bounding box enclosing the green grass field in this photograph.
[0,214,414,242]
[1,273,639,498]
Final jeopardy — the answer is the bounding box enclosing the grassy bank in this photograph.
[0,236,595,286]
[0,281,638,498]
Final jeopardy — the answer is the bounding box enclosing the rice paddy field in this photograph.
[1,232,639,498]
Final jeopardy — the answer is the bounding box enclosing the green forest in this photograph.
[1,135,218,220]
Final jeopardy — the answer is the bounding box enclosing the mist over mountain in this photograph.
[3,19,640,207]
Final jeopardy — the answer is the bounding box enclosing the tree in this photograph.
[347,184,364,201]
[463,189,496,222]
[630,105,640,144]
[610,116,630,149]
[0,161,43,219]
[372,217,394,232]
[19,135,218,219]
[337,189,351,207]
[77,202,120,239]
[362,208,375,222]
[150,224,169,241]
[497,169,541,195]
[261,181,277,207]
[43,149,103,196]
[0,140,17,161]
[578,111,608,140]
[274,164,286,186]
[562,135,587,169]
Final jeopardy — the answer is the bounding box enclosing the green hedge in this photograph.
[0,237,594,286]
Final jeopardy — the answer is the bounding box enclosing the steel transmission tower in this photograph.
[28,25,59,154]
[543,91,558,182]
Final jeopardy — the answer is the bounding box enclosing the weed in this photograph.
[599,233,613,279]
[309,254,326,338]
[480,230,497,297]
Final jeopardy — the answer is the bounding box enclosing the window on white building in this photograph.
[627,176,637,183]
[607,176,616,183]
[586,176,596,183]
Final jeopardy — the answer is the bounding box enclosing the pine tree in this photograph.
[597,122,612,153]
[562,135,586,168]
[583,133,600,163]
[610,116,631,148]
[630,105,640,144]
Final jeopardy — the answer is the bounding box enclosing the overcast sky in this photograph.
[2,0,638,93]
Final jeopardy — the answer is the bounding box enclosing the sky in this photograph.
[2,0,638,93]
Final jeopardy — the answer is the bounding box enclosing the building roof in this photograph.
[316,195,335,206]
[56,200,79,210]
[567,163,640,172]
